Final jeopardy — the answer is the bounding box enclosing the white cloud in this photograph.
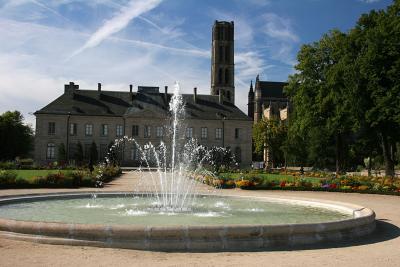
[234,0,270,7]
[0,16,213,126]
[68,0,163,59]
[359,0,381,3]
[262,13,299,43]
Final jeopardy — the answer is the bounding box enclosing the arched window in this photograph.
[219,45,224,62]
[218,68,223,84]
[225,69,229,84]
[225,45,230,62]
[47,143,55,159]
[234,147,241,164]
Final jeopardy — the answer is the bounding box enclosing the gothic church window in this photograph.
[225,69,229,84]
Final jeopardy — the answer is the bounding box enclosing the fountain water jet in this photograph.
[105,83,230,212]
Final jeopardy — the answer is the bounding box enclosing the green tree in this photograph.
[58,143,67,162]
[347,2,400,176]
[90,141,98,163]
[75,142,84,165]
[253,119,287,168]
[285,30,357,173]
[0,111,33,160]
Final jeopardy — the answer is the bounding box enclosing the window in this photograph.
[225,69,229,84]
[46,143,55,159]
[85,124,93,136]
[201,127,208,139]
[131,146,140,161]
[48,122,55,135]
[219,45,224,62]
[69,123,77,135]
[156,126,163,137]
[227,91,231,101]
[235,128,240,139]
[218,68,223,84]
[144,125,151,138]
[215,128,223,140]
[225,45,230,62]
[116,125,123,137]
[186,127,193,139]
[101,124,108,136]
[132,125,139,137]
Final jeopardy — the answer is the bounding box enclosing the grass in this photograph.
[218,172,323,184]
[11,170,70,180]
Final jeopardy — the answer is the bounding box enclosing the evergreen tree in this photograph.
[0,111,33,160]
[75,142,84,165]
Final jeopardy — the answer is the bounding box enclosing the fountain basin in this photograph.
[0,192,375,251]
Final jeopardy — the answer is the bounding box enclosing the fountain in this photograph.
[0,83,375,251]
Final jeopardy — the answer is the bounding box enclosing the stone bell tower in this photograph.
[211,20,235,104]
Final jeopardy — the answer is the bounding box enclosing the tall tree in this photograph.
[58,143,67,162]
[90,141,98,163]
[348,1,400,176]
[0,111,33,160]
[253,119,287,168]
[286,30,357,173]
[75,142,84,165]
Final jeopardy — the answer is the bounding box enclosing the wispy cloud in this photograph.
[68,0,163,59]
[262,13,299,43]
[359,0,381,3]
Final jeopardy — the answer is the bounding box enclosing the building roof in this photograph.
[258,81,288,99]
[35,87,251,121]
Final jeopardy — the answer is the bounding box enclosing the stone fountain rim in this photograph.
[0,192,376,251]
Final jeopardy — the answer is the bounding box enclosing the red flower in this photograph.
[280,181,286,187]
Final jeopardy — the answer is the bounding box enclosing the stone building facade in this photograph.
[34,21,252,167]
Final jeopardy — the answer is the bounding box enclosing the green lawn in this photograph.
[218,172,323,183]
[12,170,70,180]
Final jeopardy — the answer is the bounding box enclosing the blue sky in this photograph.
[0,0,393,126]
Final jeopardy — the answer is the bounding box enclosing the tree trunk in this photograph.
[380,132,395,177]
[368,156,372,176]
[335,133,343,175]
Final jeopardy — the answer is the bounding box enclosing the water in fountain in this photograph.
[105,83,234,212]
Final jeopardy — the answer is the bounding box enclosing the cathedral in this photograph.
[247,75,289,124]
[33,21,253,167]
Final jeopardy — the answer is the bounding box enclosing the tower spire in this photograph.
[210,21,235,104]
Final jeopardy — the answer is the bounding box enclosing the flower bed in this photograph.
[199,171,400,196]
[0,165,122,189]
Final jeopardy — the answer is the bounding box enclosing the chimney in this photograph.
[64,82,79,95]
[129,84,133,93]
[219,92,223,104]
[193,87,197,103]
[164,86,168,104]
[98,83,101,92]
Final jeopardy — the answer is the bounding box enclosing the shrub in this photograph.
[0,161,16,170]
[0,170,17,185]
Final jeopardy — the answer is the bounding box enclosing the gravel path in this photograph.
[0,172,399,267]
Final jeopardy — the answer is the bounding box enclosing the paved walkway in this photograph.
[0,172,399,267]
